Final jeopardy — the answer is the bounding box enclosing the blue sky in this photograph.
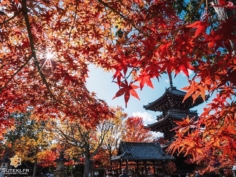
[86,65,211,137]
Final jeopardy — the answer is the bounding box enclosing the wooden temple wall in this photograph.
[111,160,166,177]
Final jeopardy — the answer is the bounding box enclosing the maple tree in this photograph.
[93,114,154,171]
[96,106,127,167]
[49,116,114,177]
[4,113,55,177]
[0,0,236,173]
[122,116,154,142]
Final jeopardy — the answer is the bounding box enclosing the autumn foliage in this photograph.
[122,117,153,142]
[0,0,236,173]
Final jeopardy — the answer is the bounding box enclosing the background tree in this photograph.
[4,111,35,146]
[97,106,127,168]
[122,117,154,142]
[4,112,53,177]
[50,116,113,177]
[95,109,154,168]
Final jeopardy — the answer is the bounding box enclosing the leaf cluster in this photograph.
[0,0,236,172]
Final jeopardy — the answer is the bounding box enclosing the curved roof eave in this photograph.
[143,87,205,111]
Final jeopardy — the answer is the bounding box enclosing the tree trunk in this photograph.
[109,148,112,169]
[32,158,37,177]
[83,156,92,177]
[109,153,112,167]
[83,144,92,177]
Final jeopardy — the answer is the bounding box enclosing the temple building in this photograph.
[144,86,204,141]
[143,84,205,176]
[111,141,174,177]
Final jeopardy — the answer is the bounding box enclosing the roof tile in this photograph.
[111,142,174,161]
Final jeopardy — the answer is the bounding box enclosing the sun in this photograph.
[46,52,54,59]
[41,51,56,70]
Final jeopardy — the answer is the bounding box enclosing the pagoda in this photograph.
[143,76,206,175]
[143,76,204,141]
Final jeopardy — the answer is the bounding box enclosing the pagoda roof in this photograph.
[111,141,174,161]
[146,110,198,131]
[143,87,205,111]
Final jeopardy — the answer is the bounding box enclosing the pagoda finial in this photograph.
[168,72,173,88]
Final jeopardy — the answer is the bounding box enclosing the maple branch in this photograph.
[76,123,89,145]
[67,0,79,48]
[186,0,204,23]
[119,1,205,83]
[91,120,110,157]
[71,128,80,147]
[53,121,81,147]
[97,0,149,37]
[115,41,165,83]
[0,10,22,26]
[57,128,79,147]
[98,0,127,21]
[0,55,32,92]
[21,0,64,105]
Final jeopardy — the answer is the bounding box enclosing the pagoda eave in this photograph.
[147,111,198,131]
[143,87,205,111]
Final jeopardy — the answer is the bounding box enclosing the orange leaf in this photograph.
[136,71,154,90]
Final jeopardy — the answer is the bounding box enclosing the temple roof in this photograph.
[111,141,174,161]
[146,109,198,129]
[143,87,205,112]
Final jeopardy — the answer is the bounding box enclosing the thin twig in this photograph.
[97,0,149,37]
[188,0,204,23]
[0,55,32,92]
[0,10,22,26]
[67,0,79,48]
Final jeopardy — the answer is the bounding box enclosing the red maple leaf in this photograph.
[186,21,208,38]
[135,71,154,90]
[212,0,236,8]
[42,11,53,24]
[204,30,222,49]
[161,56,194,77]
[219,0,227,5]
[113,81,140,107]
